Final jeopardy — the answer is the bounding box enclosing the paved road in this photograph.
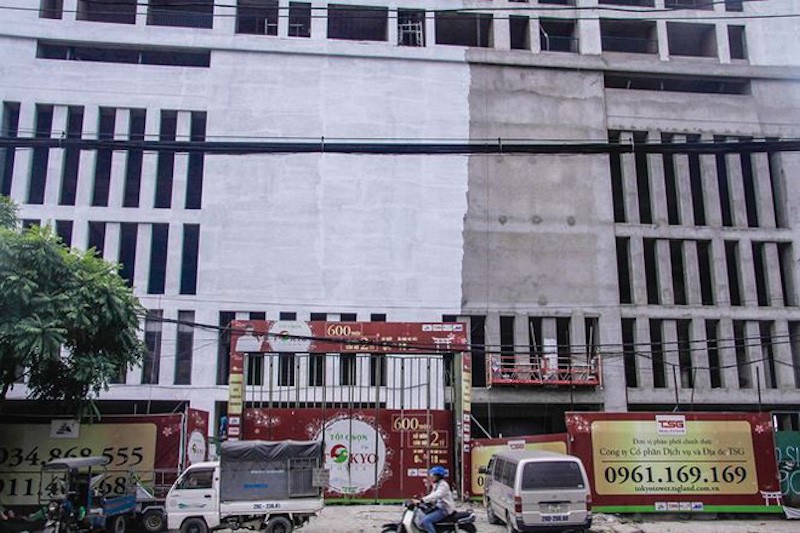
[299,504,800,532]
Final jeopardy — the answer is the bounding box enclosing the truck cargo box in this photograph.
[219,440,323,501]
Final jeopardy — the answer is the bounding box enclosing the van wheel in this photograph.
[108,515,126,533]
[141,509,165,533]
[180,517,208,533]
[264,516,293,533]
[505,512,517,533]
[486,501,502,525]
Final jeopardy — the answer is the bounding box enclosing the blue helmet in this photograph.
[429,466,448,478]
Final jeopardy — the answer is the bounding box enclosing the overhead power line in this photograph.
[2,137,799,155]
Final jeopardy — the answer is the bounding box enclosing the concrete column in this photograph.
[725,149,748,227]
[716,22,731,64]
[629,237,648,305]
[104,221,120,264]
[485,311,501,384]
[636,318,653,389]
[159,310,177,386]
[620,132,639,224]
[139,107,161,209]
[171,111,191,210]
[311,2,326,41]
[63,0,77,21]
[738,238,759,308]
[277,0,290,38]
[578,18,601,56]
[425,11,436,48]
[514,313,530,379]
[752,152,776,229]
[772,321,796,389]
[691,319,711,390]
[647,131,668,226]
[387,7,398,47]
[656,239,675,305]
[136,0,149,25]
[74,106,99,207]
[9,102,34,202]
[107,108,130,209]
[165,222,182,295]
[214,0,236,35]
[744,320,761,389]
[656,20,669,61]
[601,314,627,411]
[710,239,730,307]
[684,240,702,306]
[494,14,510,51]
[699,135,722,227]
[571,311,587,365]
[44,105,68,206]
[662,320,680,394]
[133,223,150,291]
[529,17,541,54]
[672,135,694,226]
[718,318,738,388]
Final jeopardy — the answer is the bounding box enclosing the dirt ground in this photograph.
[300,504,800,532]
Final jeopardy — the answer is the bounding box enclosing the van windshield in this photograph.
[521,461,585,490]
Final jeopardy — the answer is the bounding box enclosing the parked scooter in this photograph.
[381,501,477,533]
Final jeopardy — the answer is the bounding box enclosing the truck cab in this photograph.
[165,441,326,533]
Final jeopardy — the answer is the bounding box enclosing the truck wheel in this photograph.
[486,500,502,525]
[108,515,126,533]
[180,518,208,533]
[264,516,293,533]
[141,509,165,533]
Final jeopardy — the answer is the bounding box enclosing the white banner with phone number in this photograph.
[0,423,156,506]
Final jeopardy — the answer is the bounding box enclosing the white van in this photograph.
[480,450,592,532]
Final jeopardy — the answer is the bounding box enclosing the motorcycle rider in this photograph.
[413,466,455,533]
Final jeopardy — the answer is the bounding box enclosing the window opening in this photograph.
[236,0,279,35]
[91,107,116,207]
[616,237,633,304]
[650,319,666,388]
[59,106,84,206]
[733,320,751,388]
[327,4,388,41]
[706,320,722,388]
[180,224,200,295]
[667,22,717,58]
[175,310,195,385]
[217,311,236,385]
[600,19,657,54]
[500,316,515,375]
[148,223,169,295]
[123,109,146,208]
[687,134,706,225]
[509,16,530,50]
[77,0,137,24]
[142,310,164,385]
[398,9,425,47]
[155,110,177,209]
[740,149,759,227]
[670,240,686,305]
[118,222,138,286]
[40,0,63,19]
[715,139,734,226]
[609,131,626,223]
[697,240,714,305]
[634,131,652,224]
[622,318,637,387]
[728,25,747,59]
[28,105,54,205]
[752,242,769,306]
[436,12,493,48]
[661,134,681,225]
[759,322,777,389]
[539,18,576,53]
[677,320,693,388]
[288,2,311,37]
[186,111,206,209]
[470,315,487,388]
[778,243,796,306]
[55,220,73,247]
[643,238,659,305]
[148,0,214,29]
[87,221,106,257]
[725,241,742,306]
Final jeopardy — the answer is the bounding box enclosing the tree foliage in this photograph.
[0,197,147,415]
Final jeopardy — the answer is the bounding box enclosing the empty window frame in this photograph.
[740,149,760,227]
[37,42,212,67]
[123,109,146,208]
[643,238,660,305]
[278,353,296,386]
[733,320,751,388]
[55,220,73,247]
[118,223,138,286]
[665,0,713,9]
[328,4,387,41]
[616,237,633,304]
[22,219,40,229]
[155,110,177,208]
[91,107,116,207]
[725,240,742,306]
[217,311,236,385]
[288,2,311,37]
[40,0,63,19]
[308,353,325,386]
[599,0,653,6]
[687,134,706,225]
[728,26,747,60]
[435,12,493,48]
[621,318,637,387]
[608,131,626,223]
[715,139,734,226]
[751,242,769,306]
[340,354,357,385]
[634,131,652,224]
[246,353,263,386]
[676,320,693,388]
[148,223,169,295]
[661,134,681,225]
[87,221,106,257]
[759,321,777,389]
[28,104,54,205]
[509,16,530,50]
[59,106,84,206]
[175,310,195,385]
[725,0,743,12]
[236,0,279,35]
[147,0,214,29]
[600,19,657,54]
[790,322,800,387]
[697,240,714,305]
[142,310,164,384]
[649,319,666,388]
[768,147,789,228]
[705,320,722,388]
[604,73,749,95]
[180,224,200,295]
[470,315,487,388]
[778,243,797,306]
[670,241,687,305]
[667,22,717,58]
[77,0,137,24]
[539,19,576,53]
[398,9,425,47]
[500,316,515,373]
[186,111,206,209]
[540,0,574,5]
[1,102,21,196]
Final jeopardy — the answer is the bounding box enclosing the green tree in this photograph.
[0,196,146,415]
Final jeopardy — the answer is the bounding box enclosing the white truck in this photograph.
[165,440,327,533]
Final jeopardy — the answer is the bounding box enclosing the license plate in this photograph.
[540,503,567,513]
[542,514,569,523]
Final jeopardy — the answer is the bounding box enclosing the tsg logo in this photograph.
[331,444,349,463]
[656,415,687,435]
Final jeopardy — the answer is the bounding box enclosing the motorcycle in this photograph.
[381,500,477,533]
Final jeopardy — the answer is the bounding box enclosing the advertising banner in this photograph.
[467,434,569,497]
[567,412,782,513]
[775,430,800,518]
[242,407,452,500]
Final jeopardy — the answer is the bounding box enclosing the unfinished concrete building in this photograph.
[1,0,799,437]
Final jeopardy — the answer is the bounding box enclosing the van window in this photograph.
[500,460,516,486]
[521,461,585,490]
[178,469,214,489]
[493,458,505,481]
